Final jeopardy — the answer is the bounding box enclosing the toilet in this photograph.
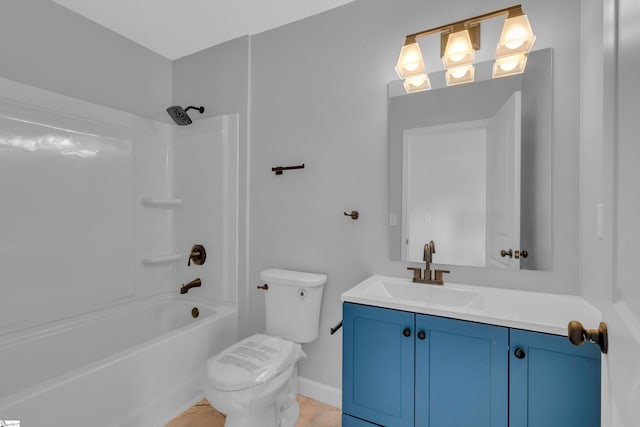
[204,268,327,427]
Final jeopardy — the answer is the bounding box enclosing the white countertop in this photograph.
[341,275,601,336]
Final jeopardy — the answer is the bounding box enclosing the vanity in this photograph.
[341,275,602,427]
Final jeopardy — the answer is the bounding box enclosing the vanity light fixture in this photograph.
[496,7,536,57]
[403,73,431,92]
[395,4,535,92]
[395,36,426,79]
[492,53,528,78]
[442,25,476,68]
[442,25,477,86]
[446,64,475,86]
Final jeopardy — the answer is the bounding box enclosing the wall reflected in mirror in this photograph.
[389,48,552,271]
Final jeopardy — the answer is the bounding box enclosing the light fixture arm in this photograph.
[404,4,523,42]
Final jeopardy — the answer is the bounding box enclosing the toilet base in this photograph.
[278,400,299,427]
[205,363,300,427]
[220,400,298,427]
[223,405,277,427]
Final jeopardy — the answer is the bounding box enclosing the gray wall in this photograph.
[579,0,610,307]
[0,0,172,120]
[245,0,581,390]
[519,49,553,271]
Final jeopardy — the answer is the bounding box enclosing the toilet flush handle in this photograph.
[257,284,269,291]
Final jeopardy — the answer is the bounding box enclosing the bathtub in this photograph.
[0,293,237,427]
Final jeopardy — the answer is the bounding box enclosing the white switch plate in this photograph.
[596,203,604,239]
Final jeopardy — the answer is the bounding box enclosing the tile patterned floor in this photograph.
[165,395,342,427]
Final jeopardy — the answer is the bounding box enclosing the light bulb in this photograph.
[403,57,420,72]
[492,54,527,78]
[445,65,474,86]
[449,40,469,62]
[504,24,528,49]
[442,29,474,68]
[499,61,519,72]
[497,14,536,57]
[403,73,431,93]
[451,68,468,79]
[410,76,426,86]
[395,41,426,78]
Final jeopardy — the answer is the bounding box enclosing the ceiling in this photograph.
[51,0,356,60]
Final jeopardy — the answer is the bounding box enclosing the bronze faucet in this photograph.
[407,240,450,285]
[180,277,202,294]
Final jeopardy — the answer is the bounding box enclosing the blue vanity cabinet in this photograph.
[343,302,601,427]
[414,314,509,427]
[509,329,601,427]
[343,303,415,427]
[343,303,508,427]
[343,413,383,427]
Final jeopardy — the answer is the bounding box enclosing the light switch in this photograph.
[596,203,604,240]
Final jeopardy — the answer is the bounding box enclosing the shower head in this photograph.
[166,105,205,125]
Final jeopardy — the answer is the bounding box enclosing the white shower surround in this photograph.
[0,77,240,424]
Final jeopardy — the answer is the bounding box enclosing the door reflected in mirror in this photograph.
[389,48,552,271]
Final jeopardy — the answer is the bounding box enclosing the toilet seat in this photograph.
[206,334,304,392]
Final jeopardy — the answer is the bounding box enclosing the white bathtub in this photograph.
[0,293,237,427]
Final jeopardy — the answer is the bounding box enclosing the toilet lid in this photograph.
[206,334,304,391]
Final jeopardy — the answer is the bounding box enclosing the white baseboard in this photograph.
[297,377,342,409]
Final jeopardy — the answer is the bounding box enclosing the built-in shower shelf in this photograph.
[140,197,182,208]
[142,253,181,265]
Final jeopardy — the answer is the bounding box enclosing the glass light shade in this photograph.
[445,64,475,86]
[496,14,536,57]
[395,41,426,78]
[442,30,475,68]
[403,73,431,93]
[492,54,528,78]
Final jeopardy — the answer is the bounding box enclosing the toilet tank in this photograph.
[260,269,327,343]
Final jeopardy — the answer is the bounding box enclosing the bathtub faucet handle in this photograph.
[188,244,207,266]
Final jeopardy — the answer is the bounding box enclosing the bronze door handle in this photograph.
[500,249,513,258]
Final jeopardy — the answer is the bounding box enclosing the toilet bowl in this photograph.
[203,269,327,427]
[204,334,304,427]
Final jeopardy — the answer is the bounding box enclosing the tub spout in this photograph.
[180,278,201,294]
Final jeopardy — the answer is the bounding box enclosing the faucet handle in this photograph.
[407,267,422,281]
[434,269,450,284]
[188,244,207,266]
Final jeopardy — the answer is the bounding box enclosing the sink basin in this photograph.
[359,277,481,308]
[341,275,602,336]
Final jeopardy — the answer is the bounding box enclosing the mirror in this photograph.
[389,48,552,271]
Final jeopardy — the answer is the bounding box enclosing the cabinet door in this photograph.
[343,303,415,427]
[415,314,509,427]
[509,329,601,427]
